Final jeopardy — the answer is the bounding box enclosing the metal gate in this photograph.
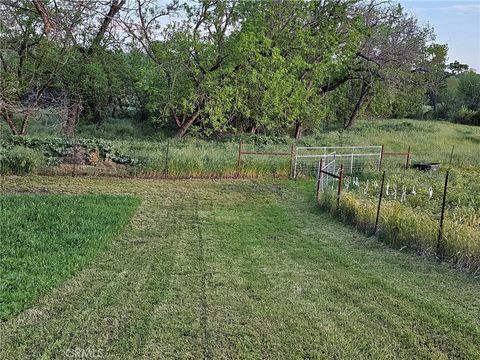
[293,146,382,179]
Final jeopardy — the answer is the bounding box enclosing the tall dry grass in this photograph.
[319,191,480,274]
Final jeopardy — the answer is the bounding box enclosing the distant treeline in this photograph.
[1,1,479,139]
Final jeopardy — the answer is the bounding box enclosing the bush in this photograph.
[471,110,480,126]
[0,146,46,175]
[1,136,138,165]
[453,105,478,125]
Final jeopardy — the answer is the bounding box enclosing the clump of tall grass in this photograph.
[0,146,45,175]
[319,190,480,274]
[125,139,292,178]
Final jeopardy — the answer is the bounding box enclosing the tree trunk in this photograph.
[19,105,38,135]
[175,109,201,138]
[88,0,126,54]
[344,82,370,129]
[65,98,82,136]
[1,107,19,135]
[31,0,55,34]
[294,121,302,141]
[19,112,31,135]
[94,106,106,126]
[431,91,438,113]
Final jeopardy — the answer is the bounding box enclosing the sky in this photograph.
[400,0,480,71]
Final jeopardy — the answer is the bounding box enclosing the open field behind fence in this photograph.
[0,136,467,180]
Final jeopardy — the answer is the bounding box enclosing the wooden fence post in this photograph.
[316,158,323,202]
[289,144,295,179]
[72,140,77,177]
[236,140,243,177]
[164,138,170,177]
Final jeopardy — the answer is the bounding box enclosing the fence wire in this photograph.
[317,152,337,192]
[316,167,480,272]
[294,146,382,178]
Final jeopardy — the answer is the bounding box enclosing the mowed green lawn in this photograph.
[0,194,140,319]
[1,176,479,359]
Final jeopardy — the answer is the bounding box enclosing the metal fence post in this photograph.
[378,145,384,171]
[449,145,454,167]
[333,152,337,174]
[374,170,386,235]
[405,146,411,169]
[336,164,344,208]
[436,170,449,261]
[350,152,354,174]
[316,158,323,202]
[164,138,170,177]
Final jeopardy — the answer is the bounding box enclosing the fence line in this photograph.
[315,167,479,272]
[436,170,449,261]
[294,145,384,179]
[380,145,411,170]
[236,141,294,177]
[315,155,344,206]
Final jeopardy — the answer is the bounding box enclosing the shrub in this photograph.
[453,105,477,125]
[0,146,46,175]
[1,136,138,165]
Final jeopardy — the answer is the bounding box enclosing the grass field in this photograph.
[3,118,479,177]
[95,119,480,175]
[0,194,140,320]
[1,176,478,358]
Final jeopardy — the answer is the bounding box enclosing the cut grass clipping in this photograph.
[0,194,140,320]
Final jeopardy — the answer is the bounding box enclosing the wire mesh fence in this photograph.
[294,146,382,178]
[316,151,337,192]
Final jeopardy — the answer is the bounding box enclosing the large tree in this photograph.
[336,2,432,128]
[1,0,436,137]
[0,0,132,135]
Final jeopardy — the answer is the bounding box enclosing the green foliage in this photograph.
[454,106,480,126]
[0,146,45,175]
[0,0,446,136]
[436,71,480,125]
[367,78,427,119]
[449,60,470,76]
[0,194,140,319]
[458,71,480,110]
[133,0,429,135]
[1,136,137,165]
